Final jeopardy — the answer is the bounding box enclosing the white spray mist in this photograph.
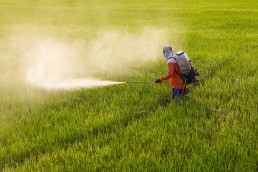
[85,27,168,74]
[11,27,168,90]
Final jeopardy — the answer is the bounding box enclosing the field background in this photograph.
[0,0,257,171]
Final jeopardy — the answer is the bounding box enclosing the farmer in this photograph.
[155,45,186,99]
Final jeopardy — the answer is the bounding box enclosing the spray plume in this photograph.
[9,27,168,90]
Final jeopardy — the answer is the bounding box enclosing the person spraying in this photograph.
[155,45,186,99]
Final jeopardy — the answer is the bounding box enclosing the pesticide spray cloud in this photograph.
[11,27,168,90]
[23,38,125,90]
[86,28,168,74]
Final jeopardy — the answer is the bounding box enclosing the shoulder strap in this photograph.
[171,57,176,61]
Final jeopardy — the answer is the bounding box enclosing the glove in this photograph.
[155,79,162,83]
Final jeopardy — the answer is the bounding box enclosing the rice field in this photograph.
[0,0,257,171]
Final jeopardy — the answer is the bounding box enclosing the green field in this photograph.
[0,0,258,171]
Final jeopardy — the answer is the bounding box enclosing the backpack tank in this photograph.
[175,51,192,74]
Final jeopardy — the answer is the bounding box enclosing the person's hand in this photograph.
[155,79,162,83]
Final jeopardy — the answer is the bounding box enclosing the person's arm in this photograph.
[160,63,175,81]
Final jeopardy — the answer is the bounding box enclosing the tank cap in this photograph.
[176,51,184,56]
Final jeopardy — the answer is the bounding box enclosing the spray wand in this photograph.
[125,81,154,84]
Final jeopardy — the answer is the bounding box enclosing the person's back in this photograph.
[161,61,185,89]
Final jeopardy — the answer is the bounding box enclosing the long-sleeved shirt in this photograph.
[160,62,185,89]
